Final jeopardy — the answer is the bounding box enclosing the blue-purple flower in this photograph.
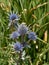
[28,32,37,40]
[9,14,19,20]
[18,23,28,35]
[8,14,19,28]
[10,31,20,39]
[14,42,23,51]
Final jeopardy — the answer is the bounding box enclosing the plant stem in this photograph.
[37,37,48,44]
[19,51,22,65]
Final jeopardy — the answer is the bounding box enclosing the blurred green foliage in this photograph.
[0,0,49,65]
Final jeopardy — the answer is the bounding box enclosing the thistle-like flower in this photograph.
[18,23,28,35]
[14,42,23,51]
[10,31,20,39]
[28,32,37,40]
[8,14,19,28]
[9,14,19,20]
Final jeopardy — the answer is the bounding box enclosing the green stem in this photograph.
[19,51,22,65]
[37,37,48,44]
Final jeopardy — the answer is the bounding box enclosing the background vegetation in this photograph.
[0,0,49,65]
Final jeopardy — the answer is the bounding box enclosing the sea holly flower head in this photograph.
[18,23,28,35]
[28,32,37,40]
[9,14,19,20]
[8,13,20,29]
[10,31,20,39]
[14,42,23,51]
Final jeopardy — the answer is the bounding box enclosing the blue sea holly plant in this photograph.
[8,13,20,29]
[9,13,37,65]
